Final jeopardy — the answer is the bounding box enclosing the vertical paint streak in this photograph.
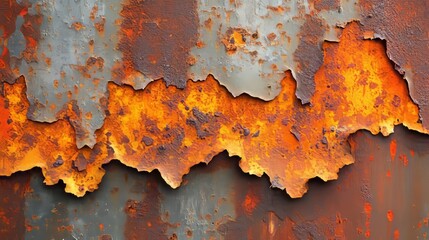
[390,139,397,161]
[0,173,29,239]
[124,177,168,240]
[364,202,371,238]
[387,210,394,222]
[0,96,10,139]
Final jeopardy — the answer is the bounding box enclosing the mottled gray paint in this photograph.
[9,0,123,148]
[6,0,362,148]
[188,0,360,101]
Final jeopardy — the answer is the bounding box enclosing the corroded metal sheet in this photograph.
[0,0,428,201]
[1,126,429,239]
[1,0,123,148]
[2,0,428,149]
[359,0,429,128]
[0,23,427,198]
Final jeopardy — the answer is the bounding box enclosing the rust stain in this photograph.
[293,15,325,104]
[0,0,426,153]
[311,0,341,12]
[124,178,169,240]
[117,0,199,88]
[0,0,27,85]
[387,210,394,222]
[363,202,372,238]
[0,173,29,240]
[0,22,427,198]
[390,139,397,161]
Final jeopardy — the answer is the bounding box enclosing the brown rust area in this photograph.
[293,15,325,104]
[0,172,29,239]
[0,23,427,198]
[0,0,26,85]
[118,0,199,88]
[124,177,169,240]
[0,1,42,84]
[311,0,341,12]
[359,0,429,128]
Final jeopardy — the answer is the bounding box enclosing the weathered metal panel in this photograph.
[0,0,428,238]
[1,21,427,198]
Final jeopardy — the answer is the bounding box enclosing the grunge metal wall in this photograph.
[0,0,428,239]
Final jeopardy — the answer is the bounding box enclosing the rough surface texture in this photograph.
[359,0,429,129]
[1,0,363,147]
[2,0,427,149]
[117,0,198,89]
[2,0,123,148]
[0,23,427,198]
[1,126,429,239]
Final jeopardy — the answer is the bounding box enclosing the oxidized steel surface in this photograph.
[1,23,427,198]
[0,0,428,229]
[1,0,427,148]
[1,126,429,239]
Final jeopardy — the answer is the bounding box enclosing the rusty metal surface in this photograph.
[0,126,429,239]
[0,0,428,238]
[1,22,427,198]
[1,0,427,148]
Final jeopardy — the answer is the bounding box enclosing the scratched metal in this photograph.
[0,126,429,239]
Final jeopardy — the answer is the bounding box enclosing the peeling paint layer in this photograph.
[117,0,198,89]
[3,0,123,148]
[2,0,427,150]
[359,0,429,129]
[187,0,360,102]
[0,23,426,198]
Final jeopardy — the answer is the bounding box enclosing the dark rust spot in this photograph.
[312,0,341,12]
[73,153,88,172]
[53,155,64,167]
[186,108,215,139]
[142,136,154,146]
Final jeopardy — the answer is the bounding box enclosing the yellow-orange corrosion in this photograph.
[0,23,426,197]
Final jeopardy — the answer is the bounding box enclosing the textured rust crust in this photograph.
[359,0,429,128]
[118,0,199,88]
[0,23,427,198]
[312,0,341,12]
[2,0,427,153]
[293,16,325,104]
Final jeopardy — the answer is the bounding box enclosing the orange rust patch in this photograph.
[387,210,394,222]
[243,190,260,215]
[0,97,11,139]
[364,202,372,238]
[389,139,397,161]
[222,28,248,54]
[0,23,427,197]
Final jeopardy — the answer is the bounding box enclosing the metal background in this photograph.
[0,0,428,239]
